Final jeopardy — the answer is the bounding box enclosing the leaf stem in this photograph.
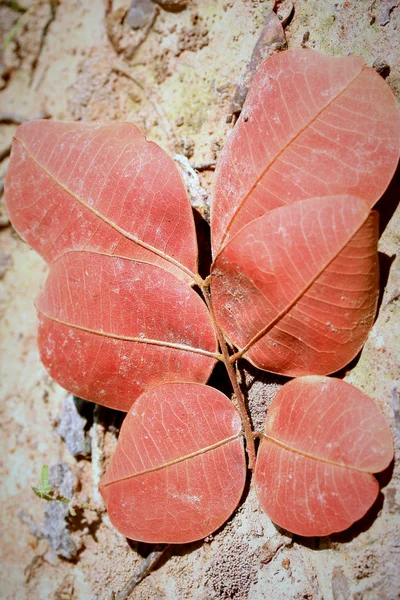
[230,349,244,363]
[200,284,256,469]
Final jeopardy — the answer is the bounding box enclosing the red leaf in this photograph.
[5,121,218,410]
[254,376,394,537]
[99,383,246,543]
[211,195,379,376]
[37,252,218,411]
[211,49,400,254]
[5,121,198,283]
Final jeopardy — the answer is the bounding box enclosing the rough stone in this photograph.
[126,0,156,29]
[58,395,91,458]
[43,463,78,561]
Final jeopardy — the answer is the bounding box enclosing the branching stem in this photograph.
[199,282,256,469]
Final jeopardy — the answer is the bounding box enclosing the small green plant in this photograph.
[2,17,23,53]
[32,465,101,516]
[32,465,76,515]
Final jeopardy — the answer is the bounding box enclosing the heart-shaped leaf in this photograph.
[254,376,393,537]
[6,121,198,283]
[99,383,246,543]
[211,195,379,376]
[37,252,218,411]
[211,49,400,254]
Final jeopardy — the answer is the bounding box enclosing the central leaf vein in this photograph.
[101,433,244,487]
[37,308,221,360]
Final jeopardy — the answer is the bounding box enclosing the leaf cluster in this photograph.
[5,49,400,543]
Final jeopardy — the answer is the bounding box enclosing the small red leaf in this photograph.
[37,252,217,411]
[212,49,400,254]
[254,376,394,536]
[99,383,246,543]
[211,195,379,376]
[5,121,198,283]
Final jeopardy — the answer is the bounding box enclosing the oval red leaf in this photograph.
[37,252,218,411]
[254,376,394,537]
[211,49,400,254]
[99,383,246,543]
[211,195,379,376]
[5,121,198,283]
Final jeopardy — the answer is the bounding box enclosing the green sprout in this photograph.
[32,465,76,516]
[2,17,23,53]
[32,465,52,501]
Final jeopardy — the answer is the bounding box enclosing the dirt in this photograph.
[1,1,400,599]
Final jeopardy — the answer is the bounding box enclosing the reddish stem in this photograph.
[200,282,256,470]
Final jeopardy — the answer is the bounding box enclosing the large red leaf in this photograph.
[254,376,394,537]
[211,195,379,376]
[211,49,400,255]
[99,383,246,543]
[36,252,218,411]
[5,121,198,283]
[5,121,218,410]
